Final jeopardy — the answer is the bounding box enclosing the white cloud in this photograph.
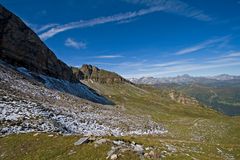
[64,38,87,49]
[207,57,236,63]
[105,54,240,78]
[222,52,240,58]
[123,0,212,21]
[35,24,59,33]
[175,36,230,55]
[150,59,193,67]
[26,22,58,34]
[39,0,212,40]
[175,44,206,55]
[93,55,123,59]
[124,60,240,78]
[90,61,144,67]
[157,59,240,76]
[117,18,137,24]
[39,6,166,40]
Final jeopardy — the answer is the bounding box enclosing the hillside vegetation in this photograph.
[81,81,240,155]
[155,81,240,116]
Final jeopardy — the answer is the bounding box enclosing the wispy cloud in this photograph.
[92,55,123,59]
[207,57,236,63]
[26,22,58,34]
[222,52,240,58]
[150,59,193,67]
[117,18,137,24]
[64,38,87,49]
[123,58,240,78]
[90,61,144,67]
[39,6,167,40]
[35,24,59,33]
[123,0,212,21]
[39,0,211,40]
[157,58,240,76]
[175,36,230,55]
[96,53,239,78]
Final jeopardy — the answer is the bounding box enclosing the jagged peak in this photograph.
[72,64,129,84]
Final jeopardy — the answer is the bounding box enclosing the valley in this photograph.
[131,75,240,116]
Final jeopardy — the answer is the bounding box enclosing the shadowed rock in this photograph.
[0,5,76,82]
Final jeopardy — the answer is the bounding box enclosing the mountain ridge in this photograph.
[72,64,130,84]
[0,5,76,82]
[130,74,240,85]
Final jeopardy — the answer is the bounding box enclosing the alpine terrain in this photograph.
[130,75,240,116]
[0,3,240,160]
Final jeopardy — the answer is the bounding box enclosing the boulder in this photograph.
[149,151,155,157]
[110,154,118,160]
[74,137,89,145]
[132,144,144,154]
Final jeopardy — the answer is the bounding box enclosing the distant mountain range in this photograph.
[129,74,240,85]
[130,74,240,116]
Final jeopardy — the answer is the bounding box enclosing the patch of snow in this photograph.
[17,67,33,78]
[39,75,112,105]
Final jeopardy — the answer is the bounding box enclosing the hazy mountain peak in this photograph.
[130,74,240,84]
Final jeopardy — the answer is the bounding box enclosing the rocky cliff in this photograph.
[0,5,76,82]
[168,90,199,105]
[72,64,128,84]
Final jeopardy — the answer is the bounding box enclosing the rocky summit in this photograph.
[0,5,76,82]
[72,64,128,84]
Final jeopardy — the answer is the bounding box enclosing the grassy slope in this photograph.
[83,82,240,143]
[1,81,240,159]
[157,83,240,115]
[1,133,240,160]
[0,133,112,160]
[83,82,240,158]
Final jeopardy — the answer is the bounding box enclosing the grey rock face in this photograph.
[0,5,76,82]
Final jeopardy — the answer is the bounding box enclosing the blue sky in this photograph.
[1,0,240,78]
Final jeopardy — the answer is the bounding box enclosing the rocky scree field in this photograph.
[0,61,166,137]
